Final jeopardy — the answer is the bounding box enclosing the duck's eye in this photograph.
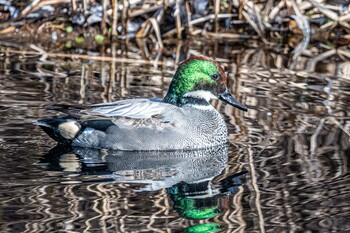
[211,74,220,81]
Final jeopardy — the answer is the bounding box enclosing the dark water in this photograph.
[0,39,350,232]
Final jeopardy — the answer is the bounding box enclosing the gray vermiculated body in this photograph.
[72,103,227,150]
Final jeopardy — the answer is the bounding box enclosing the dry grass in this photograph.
[1,1,350,48]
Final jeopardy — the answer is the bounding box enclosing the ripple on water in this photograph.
[0,43,349,232]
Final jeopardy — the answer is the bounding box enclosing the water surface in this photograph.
[0,39,349,232]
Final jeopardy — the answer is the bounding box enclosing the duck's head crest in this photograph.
[164,56,247,111]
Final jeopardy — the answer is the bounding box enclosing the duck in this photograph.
[35,56,247,151]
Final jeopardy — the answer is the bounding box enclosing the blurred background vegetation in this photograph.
[1,0,350,54]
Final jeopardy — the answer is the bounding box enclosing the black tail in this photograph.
[34,116,80,144]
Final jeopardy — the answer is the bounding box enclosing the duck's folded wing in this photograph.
[86,98,167,119]
[48,99,180,129]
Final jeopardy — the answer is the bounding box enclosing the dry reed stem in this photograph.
[289,0,310,60]
[83,0,88,16]
[214,0,220,33]
[136,14,164,48]
[16,0,71,20]
[121,0,129,36]
[71,0,77,11]
[102,0,108,35]
[202,31,257,39]
[309,0,339,21]
[0,26,16,34]
[129,5,163,18]
[269,0,285,20]
[175,0,182,39]
[163,13,237,37]
[185,1,192,34]
[112,0,118,38]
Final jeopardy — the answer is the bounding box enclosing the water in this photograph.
[0,39,349,232]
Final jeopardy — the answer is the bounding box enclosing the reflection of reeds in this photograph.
[0,41,349,232]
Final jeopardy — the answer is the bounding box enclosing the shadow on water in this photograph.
[0,38,350,232]
[40,144,246,233]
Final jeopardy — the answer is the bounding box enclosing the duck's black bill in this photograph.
[219,92,248,111]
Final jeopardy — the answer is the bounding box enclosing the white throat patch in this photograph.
[183,90,217,102]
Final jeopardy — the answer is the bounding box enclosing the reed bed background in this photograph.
[0,0,349,72]
[1,0,350,48]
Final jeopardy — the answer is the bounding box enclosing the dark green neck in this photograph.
[164,94,209,107]
[163,70,192,105]
[163,84,180,105]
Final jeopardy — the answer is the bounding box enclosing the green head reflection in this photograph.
[175,196,220,219]
[167,181,221,220]
[184,223,223,233]
[167,171,247,232]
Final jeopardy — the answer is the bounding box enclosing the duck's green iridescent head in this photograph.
[164,56,247,111]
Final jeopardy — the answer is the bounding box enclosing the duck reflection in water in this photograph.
[41,144,246,233]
